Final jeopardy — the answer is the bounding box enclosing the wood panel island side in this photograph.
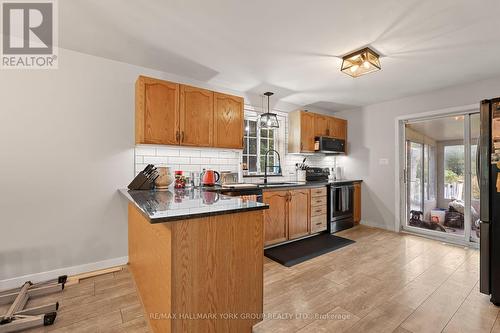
[121,188,268,333]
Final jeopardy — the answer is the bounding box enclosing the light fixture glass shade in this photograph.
[341,47,381,78]
[259,113,279,128]
[260,91,279,128]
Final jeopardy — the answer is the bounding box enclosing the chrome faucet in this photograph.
[263,149,282,184]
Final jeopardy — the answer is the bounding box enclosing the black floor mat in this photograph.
[264,233,355,267]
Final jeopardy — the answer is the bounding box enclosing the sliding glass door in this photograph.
[401,112,479,245]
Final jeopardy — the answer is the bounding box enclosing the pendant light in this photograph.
[259,92,279,128]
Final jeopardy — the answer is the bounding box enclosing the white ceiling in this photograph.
[60,0,500,111]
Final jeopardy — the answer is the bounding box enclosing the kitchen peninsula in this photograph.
[121,188,268,333]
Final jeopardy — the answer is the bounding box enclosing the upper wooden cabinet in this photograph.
[329,117,347,140]
[179,85,213,147]
[135,76,244,149]
[136,76,180,145]
[288,110,348,153]
[313,114,330,137]
[288,111,315,153]
[213,92,244,149]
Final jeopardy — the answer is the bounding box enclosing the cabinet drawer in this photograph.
[311,187,327,197]
[311,215,327,232]
[311,205,327,217]
[311,196,326,207]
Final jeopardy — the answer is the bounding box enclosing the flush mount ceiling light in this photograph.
[341,47,381,78]
[259,92,279,128]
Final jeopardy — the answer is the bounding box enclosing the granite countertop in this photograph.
[203,179,363,192]
[120,188,269,223]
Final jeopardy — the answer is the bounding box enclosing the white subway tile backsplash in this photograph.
[135,155,143,164]
[169,156,190,164]
[179,164,202,172]
[218,151,238,159]
[182,150,201,157]
[190,157,211,164]
[209,158,240,165]
[135,147,156,156]
[144,156,169,164]
[156,147,180,156]
[200,150,219,158]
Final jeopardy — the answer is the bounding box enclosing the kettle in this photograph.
[201,169,220,186]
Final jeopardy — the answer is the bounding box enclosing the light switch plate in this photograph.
[379,158,389,165]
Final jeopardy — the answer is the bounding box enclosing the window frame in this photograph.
[242,114,282,177]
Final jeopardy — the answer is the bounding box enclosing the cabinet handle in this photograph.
[327,129,330,136]
[176,131,180,142]
[300,142,303,151]
[181,131,185,142]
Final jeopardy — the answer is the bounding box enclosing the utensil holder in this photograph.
[296,170,306,182]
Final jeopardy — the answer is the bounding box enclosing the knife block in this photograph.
[128,165,158,190]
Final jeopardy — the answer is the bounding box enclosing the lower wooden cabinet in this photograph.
[310,187,328,233]
[354,182,361,223]
[263,188,314,246]
[263,191,288,246]
[288,189,311,239]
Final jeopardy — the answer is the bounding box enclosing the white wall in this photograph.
[335,76,500,231]
[0,48,336,287]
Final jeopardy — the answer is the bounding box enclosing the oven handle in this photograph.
[330,185,354,190]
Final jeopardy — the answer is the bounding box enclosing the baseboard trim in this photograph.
[0,256,128,291]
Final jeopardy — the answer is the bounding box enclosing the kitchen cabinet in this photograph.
[213,92,244,149]
[263,188,312,246]
[311,187,328,233]
[328,117,347,140]
[288,111,316,153]
[353,182,361,223]
[136,76,180,145]
[314,114,330,137]
[288,110,347,153]
[136,76,245,149]
[263,191,288,246]
[179,85,213,147]
[288,189,310,239]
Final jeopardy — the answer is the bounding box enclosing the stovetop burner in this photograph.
[305,167,330,182]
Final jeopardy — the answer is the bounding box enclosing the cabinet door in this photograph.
[300,112,315,152]
[179,85,214,147]
[328,117,347,140]
[314,114,330,137]
[136,76,180,145]
[213,93,244,149]
[288,189,310,239]
[263,191,288,246]
[353,183,361,223]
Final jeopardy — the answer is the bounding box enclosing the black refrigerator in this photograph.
[480,98,500,304]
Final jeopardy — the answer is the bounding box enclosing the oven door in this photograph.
[329,185,354,221]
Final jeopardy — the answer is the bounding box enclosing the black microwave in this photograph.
[314,136,346,154]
